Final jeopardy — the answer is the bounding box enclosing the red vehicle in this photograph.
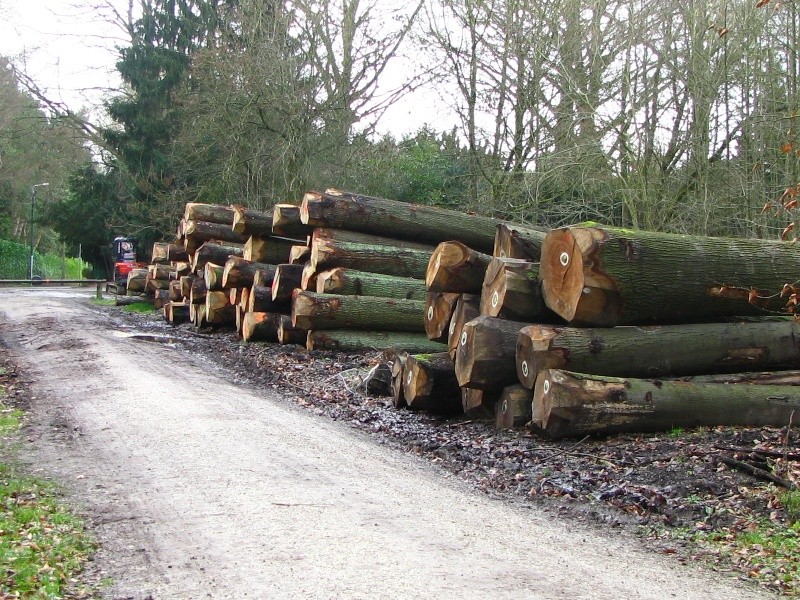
[111,236,146,284]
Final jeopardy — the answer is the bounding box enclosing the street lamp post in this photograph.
[29,182,49,279]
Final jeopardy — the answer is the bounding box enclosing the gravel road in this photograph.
[0,288,772,599]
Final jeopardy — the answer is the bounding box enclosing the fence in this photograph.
[0,239,85,280]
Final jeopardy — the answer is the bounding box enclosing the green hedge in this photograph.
[0,239,85,280]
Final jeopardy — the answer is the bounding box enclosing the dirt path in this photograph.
[0,288,771,599]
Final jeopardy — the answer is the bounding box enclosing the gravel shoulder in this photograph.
[0,288,778,599]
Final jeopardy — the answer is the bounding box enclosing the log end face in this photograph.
[540,228,584,322]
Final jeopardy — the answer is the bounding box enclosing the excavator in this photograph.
[106,236,146,294]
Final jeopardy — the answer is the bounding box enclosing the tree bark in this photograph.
[310,237,433,279]
[184,202,235,225]
[447,294,481,360]
[205,290,235,325]
[402,352,462,414]
[480,257,550,321]
[191,242,243,271]
[495,384,533,429]
[515,320,800,389]
[271,264,306,302]
[252,268,279,289]
[232,205,274,236]
[306,331,446,354]
[149,263,173,280]
[300,189,510,253]
[533,368,800,439]
[166,301,190,325]
[493,224,547,260]
[425,291,460,343]
[190,303,206,327]
[425,241,493,293]
[242,311,280,342]
[292,291,425,332]
[277,314,307,345]
[179,275,196,300]
[243,235,298,264]
[153,289,170,310]
[301,263,317,291]
[391,352,409,408]
[151,242,170,264]
[455,315,528,390]
[248,284,288,314]
[168,244,190,263]
[222,257,277,289]
[289,245,311,264]
[126,268,149,293]
[204,263,225,291]
[189,277,207,305]
[540,225,800,326]
[168,280,183,302]
[316,267,427,300]
[184,220,248,252]
[461,387,499,420]
[272,203,313,238]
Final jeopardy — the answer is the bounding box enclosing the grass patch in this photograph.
[783,490,800,524]
[122,301,154,314]
[91,298,116,307]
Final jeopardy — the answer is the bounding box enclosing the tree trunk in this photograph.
[301,264,317,291]
[248,284,288,314]
[190,303,206,327]
[402,352,462,414]
[151,242,170,264]
[204,263,225,291]
[242,311,280,342]
[205,290,235,325]
[168,280,183,302]
[426,241,493,293]
[189,277,207,305]
[191,242,243,271]
[126,269,149,293]
[153,289,170,310]
[243,235,298,264]
[179,275,196,299]
[480,257,550,321]
[316,267,427,300]
[272,203,313,238]
[425,292,460,343]
[306,331,446,354]
[461,387,499,420]
[168,244,190,263]
[533,368,800,439]
[301,189,510,253]
[391,352,409,408]
[277,314,307,345]
[494,224,547,260]
[310,237,433,279]
[495,384,533,429]
[271,264,306,302]
[222,257,277,289]
[184,202,235,225]
[447,294,481,360]
[252,268,279,289]
[173,262,191,278]
[312,227,435,250]
[455,315,528,390]
[232,205,274,236]
[184,220,248,252]
[289,245,311,264]
[292,291,425,332]
[149,263,173,280]
[166,301,190,325]
[516,320,800,389]
[540,225,800,326]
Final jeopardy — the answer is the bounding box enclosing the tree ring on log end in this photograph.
[501,399,508,413]
[427,306,434,320]
[559,252,570,266]
[521,360,529,378]
[491,290,499,308]
[449,321,456,334]
[543,379,550,394]
[407,372,413,385]
[460,331,467,346]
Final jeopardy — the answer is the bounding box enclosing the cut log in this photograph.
[312,227,435,250]
[184,203,235,225]
[306,331,446,354]
[277,314,307,345]
[272,203,313,238]
[461,387,499,420]
[533,368,800,439]
[248,284,288,314]
[495,384,533,429]
[184,220,248,251]
[204,262,225,291]
[310,236,433,279]
[180,275,196,299]
[252,267,279,289]
[480,257,550,321]
[271,264,305,302]
[301,263,317,291]
[494,223,547,260]
[515,320,800,389]
[151,242,170,264]
[191,242,243,271]
[153,289,170,310]
[145,274,170,292]
[455,315,528,390]
[232,205,274,236]
[189,277,207,305]
[425,291,460,343]
[425,241,493,293]
[173,261,191,277]
[402,352,462,414]
[190,303,206,327]
[540,225,800,326]
[391,352,409,408]
[222,257,277,289]
[289,245,311,264]
[126,268,149,293]
[243,235,298,264]
[301,189,510,253]
[166,301,190,325]
[292,290,425,332]
[205,290,235,325]
[168,280,183,302]
[316,267,427,300]
[168,244,190,263]
[149,263,173,280]
[447,294,480,360]
[242,312,280,342]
